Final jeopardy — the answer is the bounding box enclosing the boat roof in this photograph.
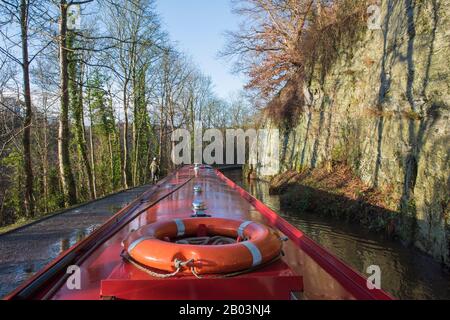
[5,166,392,300]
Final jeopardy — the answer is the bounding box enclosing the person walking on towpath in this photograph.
[150,158,160,184]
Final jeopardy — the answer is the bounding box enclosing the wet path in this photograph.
[0,186,149,298]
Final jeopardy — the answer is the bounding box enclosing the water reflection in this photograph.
[224,170,450,300]
[53,225,101,257]
[60,238,70,252]
[23,264,34,276]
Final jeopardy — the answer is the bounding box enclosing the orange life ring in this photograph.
[123,218,282,275]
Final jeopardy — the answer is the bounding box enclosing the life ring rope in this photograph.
[123,218,283,276]
[121,250,283,279]
[121,251,194,279]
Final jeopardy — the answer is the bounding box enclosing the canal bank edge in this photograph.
[0,185,150,237]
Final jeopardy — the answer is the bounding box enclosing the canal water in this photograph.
[223,169,450,300]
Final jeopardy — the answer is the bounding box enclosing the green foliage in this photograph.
[1,150,24,221]
[46,168,65,211]
[330,122,362,169]
[331,144,347,163]
[87,70,122,193]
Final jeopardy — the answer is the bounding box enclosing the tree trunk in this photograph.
[158,104,165,168]
[108,96,118,190]
[70,50,96,199]
[169,111,176,170]
[132,75,137,187]
[122,81,130,189]
[107,132,114,187]
[132,70,143,186]
[88,100,97,198]
[43,107,49,214]
[20,0,34,218]
[58,0,77,207]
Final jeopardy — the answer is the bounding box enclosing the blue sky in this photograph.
[156,0,246,99]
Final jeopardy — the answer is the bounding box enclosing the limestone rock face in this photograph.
[258,1,450,265]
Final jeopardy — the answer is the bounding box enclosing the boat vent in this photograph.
[192,200,211,217]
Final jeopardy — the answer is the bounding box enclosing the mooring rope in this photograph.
[189,254,283,279]
[175,236,236,245]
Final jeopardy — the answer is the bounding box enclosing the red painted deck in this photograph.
[5,165,392,300]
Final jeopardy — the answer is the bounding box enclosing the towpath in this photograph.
[0,185,149,298]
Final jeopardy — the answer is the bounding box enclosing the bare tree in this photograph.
[221,0,317,97]
[104,0,163,187]
[0,0,53,217]
[57,0,77,206]
[0,0,232,227]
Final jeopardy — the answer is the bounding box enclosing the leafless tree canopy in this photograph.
[222,0,369,99]
[0,0,254,227]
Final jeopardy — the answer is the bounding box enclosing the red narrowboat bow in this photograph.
[4,166,392,300]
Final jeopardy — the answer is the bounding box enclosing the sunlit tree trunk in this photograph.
[58,0,77,206]
[122,80,131,189]
[88,97,97,198]
[131,66,138,187]
[20,0,34,218]
[42,109,49,214]
[68,34,96,200]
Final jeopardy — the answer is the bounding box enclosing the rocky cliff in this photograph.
[258,1,450,265]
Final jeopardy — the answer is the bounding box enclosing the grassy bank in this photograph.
[0,204,88,236]
[0,217,42,235]
[269,163,400,236]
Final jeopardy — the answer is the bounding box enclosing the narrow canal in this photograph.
[223,169,450,300]
[1,170,449,300]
